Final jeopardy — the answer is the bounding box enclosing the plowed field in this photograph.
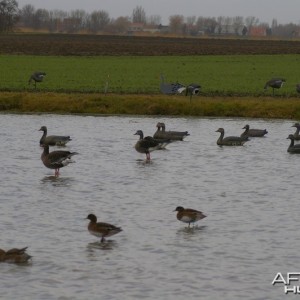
[1,34,300,56]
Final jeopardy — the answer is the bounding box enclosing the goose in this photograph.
[216,128,248,146]
[41,144,78,176]
[153,122,189,141]
[39,126,72,146]
[185,83,201,102]
[160,74,186,95]
[86,214,122,243]
[287,134,300,153]
[0,247,31,263]
[134,130,170,161]
[174,206,206,227]
[240,124,268,138]
[264,78,285,96]
[28,71,46,88]
[292,123,300,140]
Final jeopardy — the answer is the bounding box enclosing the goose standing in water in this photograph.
[41,144,78,176]
[287,134,300,153]
[86,214,122,243]
[153,122,189,141]
[216,128,248,146]
[291,123,300,140]
[134,130,169,161]
[240,124,268,138]
[28,71,46,89]
[264,78,285,96]
[39,126,72,146]
[174,206,206,227]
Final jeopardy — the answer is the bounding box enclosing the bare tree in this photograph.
[147,14,161,25]
[89,10,110,33]
[132,6,146,23]
[245,16,259,30]
[107,16,130,34]
[169,15,184,34]
[0,0,19,32]
[20,4,35,27]
[32,8,49,29]
[232,16,244,35]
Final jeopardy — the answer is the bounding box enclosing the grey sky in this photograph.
[16,0,300,25]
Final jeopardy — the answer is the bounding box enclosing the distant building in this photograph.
[249,26,267,37]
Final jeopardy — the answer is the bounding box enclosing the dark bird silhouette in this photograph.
[291,123,300,140]
[153,122,189,141]
[39,126,72,147]
[240,124,268,138]
[28,71,46,89]
[0,247,31,264]
[41,144,78,176]
[264,78,285,96]
[287,134,300,153]
[174,206,206,227]
[185,83,201,102]
[134,130,169,161]
[86,214,122,243]
[216,128,248,146]
[296,83,300,94]
[160,74,185,95]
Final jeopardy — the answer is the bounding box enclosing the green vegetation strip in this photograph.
[1,92,300,119]
[1,54,300,96]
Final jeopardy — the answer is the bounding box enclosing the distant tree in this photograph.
[32,8,49,29]
[106,16,130,34]
[132,6,146,24]
[169,15,184,34]
[245,16,259,30]
[69,9,87,30]
[20,4,35,27]
[232,16,244,35]
[147,14,161,26]
[0,0,19,32]
[89,10,110,33]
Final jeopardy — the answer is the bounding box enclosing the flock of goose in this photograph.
[4,120,300,264]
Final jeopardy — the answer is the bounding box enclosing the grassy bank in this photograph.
[1,92,300,119]
[1,54,300,96]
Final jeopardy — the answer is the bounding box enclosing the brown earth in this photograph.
[1,33,300,56]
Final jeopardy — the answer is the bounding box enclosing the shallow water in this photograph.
[0,114,299,299]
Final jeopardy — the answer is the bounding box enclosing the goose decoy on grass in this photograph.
[153,122,189,141]
[160,74,186,95]
[41,144,78,176]
[174,206,206,227]
[291,123,300,140]
[240,124,268,138]
[216,128,249,146]
[0,247,31,264]
[264,78,286,96]
[185,83,201,102]
[39,126,72,147]
[86,214,122,243]
[134,130,171,161]
[28,71,46,89]
[287,134,300,153]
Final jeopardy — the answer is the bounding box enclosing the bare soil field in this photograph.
[1,33,300,56]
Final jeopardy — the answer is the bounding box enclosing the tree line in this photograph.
[1,0,299,38]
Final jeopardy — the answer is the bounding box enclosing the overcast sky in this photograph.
[16,0,300,25]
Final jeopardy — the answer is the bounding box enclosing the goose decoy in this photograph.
[264,78,285,96]
[287,134,300,153]
[174,206,206,227]
[41,144,78,176]
[160,74,186,95]
[240,124,268,138]
[0,247,31,263]
[185,83,201,102]
[39,126,72,147]
[216,128,248,146]
[86,214,122,243]
[291,123,300,140]
[28,71,46,88]
[153,122,189,141]
[134,130,169,161]
[296,84,300,94]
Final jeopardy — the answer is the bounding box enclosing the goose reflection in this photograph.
[86,241,118,252]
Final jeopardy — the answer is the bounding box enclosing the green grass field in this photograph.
[1,54,300,96]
